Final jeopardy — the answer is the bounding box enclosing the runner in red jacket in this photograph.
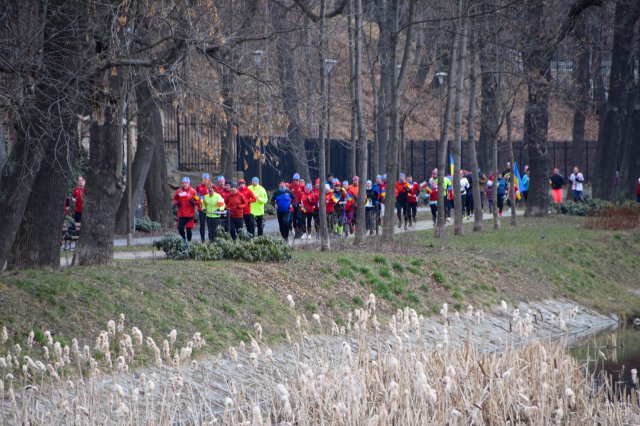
[300,183,318,239]
[71,176,85,223]
[225,183,248,240]
[237,179,257,236]
[173,177,198,242]
[407,175,419,226]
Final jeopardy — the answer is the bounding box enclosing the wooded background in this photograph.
[1,0,638,266]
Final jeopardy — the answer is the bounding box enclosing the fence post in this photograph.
[176,106,181,169]
[563,140,568,179]
[410,140,414,178]
[585,140,589,182]
[423,140,426,182]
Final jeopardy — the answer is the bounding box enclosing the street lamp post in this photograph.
[324,59,337,176]
[254,50,264,182]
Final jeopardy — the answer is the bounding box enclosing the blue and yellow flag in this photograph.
[449,153,455,176]
[513,162,522,200]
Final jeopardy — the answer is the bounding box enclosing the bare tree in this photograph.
[435,4,460,239]
[452,0,468,236]
[353,0,368,246]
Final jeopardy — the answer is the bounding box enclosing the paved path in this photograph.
[108,209,509,260]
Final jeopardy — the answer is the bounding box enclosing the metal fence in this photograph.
[162,104,223,171]
[162,103,596,187]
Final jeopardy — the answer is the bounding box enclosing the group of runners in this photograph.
[172,167,528,244]
[171,163,636,244]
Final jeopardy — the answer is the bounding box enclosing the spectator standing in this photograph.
[250,177,268,236]
[271,180,296,242]
[201,187,226,241]
[173,177,198,243]
[225,183,247,241]
[496,173,508,217]
[549,168,565,204]
[238,179,257,236]
[72,176,86,223]
[569,166,584,202]
[521,166,530,202]
[196,173,212,242]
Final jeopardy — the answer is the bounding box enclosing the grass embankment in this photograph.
[1,216,638,356]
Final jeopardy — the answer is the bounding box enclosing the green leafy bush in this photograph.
[263,203,276,216]
[135,216,161,233]
[553,197,613,216]
[154,231,291,262]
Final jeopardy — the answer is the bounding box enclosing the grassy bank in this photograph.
[1,216,638,355]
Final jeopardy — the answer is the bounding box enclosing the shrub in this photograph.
[553,197,612,217]
[135,216,161,233]
[263,203,276,216]
[154,231,292,262]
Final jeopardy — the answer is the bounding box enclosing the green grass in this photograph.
[2,216,639,364]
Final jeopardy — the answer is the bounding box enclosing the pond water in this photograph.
[570,324,640,395]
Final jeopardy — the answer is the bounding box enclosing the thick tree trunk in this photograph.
[593,0,640,199]
[8,130,76,270]
[452,17,467,236]
[435,14,459,239]
[75,73,125,266]
[571,23,591,173]
[273,3,311,181]
[353,0,368,246]
[115,80,161,233]
[478,55,498,172]
[620,85,640,198]
[467,46,483,232]
[382,0,415,242]
[0,0,82,271]
[522,1,551,217]
[145,133,172,228]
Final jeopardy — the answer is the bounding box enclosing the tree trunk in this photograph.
[347,1,357,180]
[522,0,551,217]
[375,0,390,176]
[75,72,125,266]
[221,65,237,180]
[492,132,500,230]
[467,44,483,232]
[353,0,368,246]
[382,0,415,242]
[435,11,460,239]
[620,84,640,198]
[8,128,76,270]
[571,21,591,173]
[115,80,161,233]
[452,14,467,236]
[144,132,173,228]
[506,113,517,226]
[317,0,330,251]
[477,49,498,173]
[273,3,311,181]
[593,0,640,199]
[0,0,78,271]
